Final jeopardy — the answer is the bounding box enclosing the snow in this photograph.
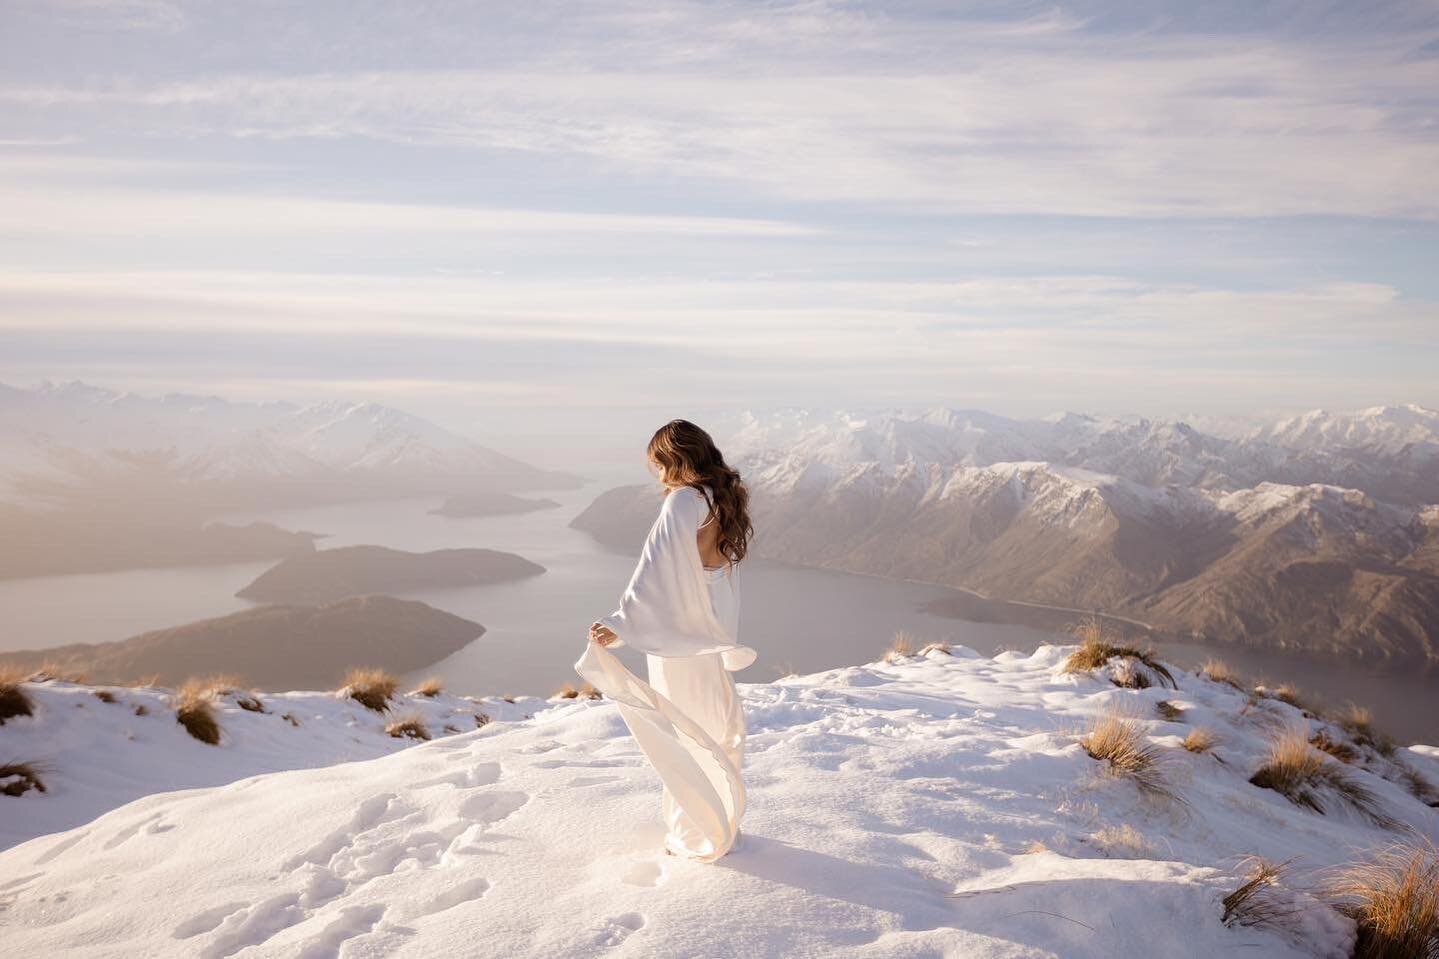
[3,645,1435,957]
[0,679,546,851]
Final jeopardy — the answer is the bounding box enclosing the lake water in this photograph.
[2,482,1435,745]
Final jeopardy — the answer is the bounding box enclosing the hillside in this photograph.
[236,545,546,604]
[0,596,486,689]
[1,645,1435,957]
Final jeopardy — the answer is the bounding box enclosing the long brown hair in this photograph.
[647,419,753,565]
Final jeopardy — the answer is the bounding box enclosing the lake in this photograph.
[2,481,1435,744]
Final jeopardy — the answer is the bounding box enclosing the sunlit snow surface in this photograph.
[3,645,1436,958]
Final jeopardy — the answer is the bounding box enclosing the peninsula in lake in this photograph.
[0,595,484,689]
[430,491,561,517]
[236,545,546,605]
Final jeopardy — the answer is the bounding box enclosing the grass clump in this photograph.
[93,689,117,704]
[385,713,431,741]
[1155,700,1183,721]
[554,683,602,701]
[174,679,223,745]
[0,666,35,724]
[340,668,399,713]
[1183,727,1218,754]
[0,761,47,797]
[1248,727,1393,826]
[1337,703,1396,756]
[919,641,952,656]
[414,676,444,698]
[1328,839,1439,959]
[883,630,917,664]
[474,712,492,728]
[1080,708,1176,801]
[1062,617,1176,690]
[1270,683,1309,711]
[1222,857,1298,931]
[1200,659,1244,690]
[1310,730,1359,763]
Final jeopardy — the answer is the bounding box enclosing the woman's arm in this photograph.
[591,486,739,658]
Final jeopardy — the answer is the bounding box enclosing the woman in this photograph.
[574,419,756,862]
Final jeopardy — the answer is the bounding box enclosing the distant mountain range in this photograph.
[0,379,581,512]
[575,405,1439,663]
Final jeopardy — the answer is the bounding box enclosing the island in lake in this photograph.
[0,595,484,689]
[236,544,546,605]
[429,491,561,517]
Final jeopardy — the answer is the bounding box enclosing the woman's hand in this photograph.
[588,621,619,647]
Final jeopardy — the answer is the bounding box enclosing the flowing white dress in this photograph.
[574,484,755,861]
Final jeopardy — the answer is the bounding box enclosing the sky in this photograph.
[1,0,1438,466]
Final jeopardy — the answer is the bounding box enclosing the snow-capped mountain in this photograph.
[0,380,581,508]
[2,646,1435,957]
[576,405,1439,661]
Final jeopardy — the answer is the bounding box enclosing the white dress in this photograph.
[574,484,754,861]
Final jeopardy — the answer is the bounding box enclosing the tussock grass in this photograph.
[1155,700,1184,721]
[1222,857,1298,930]
[0,760,47,797]
[1270,684,1309,711]
[919,641,952,656]
[385,713,431,741]
[1328,839,1439,959]
[1200,659,1244,690]
[28,662,88,684]
[1062,617,1176,690]
[174,679,222,745]
[554,682,602,701]
[1337,703,1396,756]
[234,694,265,713]
[1091,823,1155,858]
[93,689,117,704]
[1183,727,1218,754]
[883,630,917,664]
[1310,731,1359,763]
[1249,727,1394,826]
[414,676,444,698]
[1395,764,1438,806]
[474,712,492,728]
[340,668,399,713]
[1080,708,1177,801]
[0,666,35,724]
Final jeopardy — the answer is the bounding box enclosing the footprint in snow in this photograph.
[413,762,502,790]
[292,904,386,959]
[412,876,491,918]
[621,861,666,888]
[594,913,645,948]
[457,790,529,826]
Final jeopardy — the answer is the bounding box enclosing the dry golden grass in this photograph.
[1328,839,1439,959]
[0,760,47,796]
[1310,731,1359,763]
[385,713,431,741]
[1062,618,1177,690]
[0,665,35,724]
[340,668,399,713]
[1270,684,1309,711]
[1155,700,1184,721]
[93,689,117,704]
[1222,857,1298,930]
[1080,708,1176,801]
[919,641,952,656]
[28,661,89,684]
[1021,840,1050,855]
[174,680,223,746]
[1249,727,1393,826]
[1395,763,1439,806]
[554,682,602,701]
[1337,703,1396,756]
[1091,823,1155,858]
[883,630,917,664]
[1183,727,1219,754]
[414,676,444,698]
[1200,659,1244,690]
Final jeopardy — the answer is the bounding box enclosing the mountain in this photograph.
[574,405,1439,662]
[236,546,546,604]
[0,380,582,511]
[2,644,1435,957]
[0,596,486,689]
[430,491,561,517]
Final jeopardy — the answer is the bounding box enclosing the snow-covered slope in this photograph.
[3,646,1435,958]
[0,678,546,850]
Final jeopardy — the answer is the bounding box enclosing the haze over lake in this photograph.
[0,479,1433,743]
